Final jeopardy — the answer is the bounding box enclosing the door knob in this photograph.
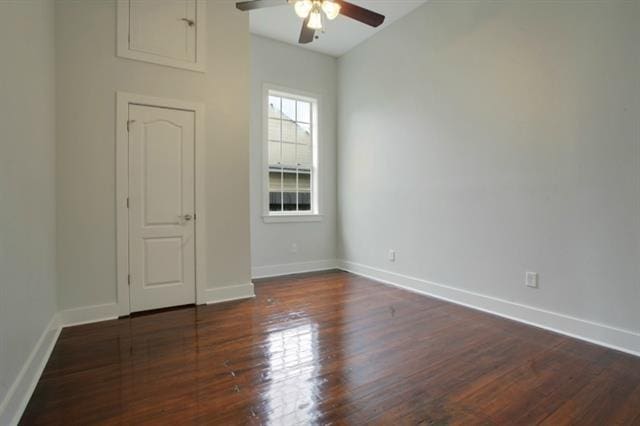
[179,214,193,223]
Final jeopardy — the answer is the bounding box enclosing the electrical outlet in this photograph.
[291,243,298,254]
[526,272,539,288]
[388,249,396,262]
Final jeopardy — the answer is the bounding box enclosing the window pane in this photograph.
[268,141,281,165]
[282,120,296,143]
[299,172,311,211]
[297,123,311,145]
[298,192,311,211]
[269,171,282,212]
[296,122,312,168]
[283,194,297,211]
[299,172,311,190]
[297,101,311,123]
[282,171,297,192]
[268,118,281,141]
[298,173,311,211]
[269,170,282,191]
[282,98,296,121]
[296,143,312,168]
[268,96,281,119]
[283,193,297,211]
[282,142,296,165]
[270,192,282,212]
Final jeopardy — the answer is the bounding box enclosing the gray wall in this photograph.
[338,1,640,332]
[55,0,252,309]
[0,0,57,407]
[250,36,338,273]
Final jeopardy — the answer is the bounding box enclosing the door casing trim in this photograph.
[116,91,207,316]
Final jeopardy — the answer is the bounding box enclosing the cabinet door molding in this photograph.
[117,0,206,72]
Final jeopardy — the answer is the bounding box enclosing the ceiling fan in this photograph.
[235,0,386,44]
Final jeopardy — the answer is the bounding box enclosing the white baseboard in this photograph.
[1,303,118,425]
[252,259,339,279]
[0,314,62,426]
[338,260,640,357]
[58,303,119,327]
[204,283,255,304]
[0,288,252,425]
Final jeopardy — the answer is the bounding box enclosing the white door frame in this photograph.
[116,91,207,316]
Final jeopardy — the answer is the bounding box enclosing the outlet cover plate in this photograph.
[526,272,539,288]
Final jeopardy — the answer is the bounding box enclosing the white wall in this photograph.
[56,0,251,310]
[250,36,338,277]
[338,1,640,335]
[0,0,58,419]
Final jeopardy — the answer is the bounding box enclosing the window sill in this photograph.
[262,214,323,224]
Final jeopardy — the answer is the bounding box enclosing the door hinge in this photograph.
[127,274,131,286]
[126,197,129,208]
[126,119,135,132]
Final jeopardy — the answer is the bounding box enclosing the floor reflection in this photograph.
[264,322,319,424]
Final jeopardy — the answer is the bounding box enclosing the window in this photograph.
[264,87,319,221]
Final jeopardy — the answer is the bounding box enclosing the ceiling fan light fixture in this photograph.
[321,0,341,20]
[294,0,313,18]
[235,0,386,45]
[307,8,323,30]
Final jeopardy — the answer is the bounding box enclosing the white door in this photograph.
[128,104,196,313]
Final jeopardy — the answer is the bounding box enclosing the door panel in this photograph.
[143,120,183,225]
[129,0,197,62]
[144,237,183,287]
[129,104,195,313]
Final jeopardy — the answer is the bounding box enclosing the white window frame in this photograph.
[262,84,322,223]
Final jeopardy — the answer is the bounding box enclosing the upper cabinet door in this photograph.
[117,0,206,72]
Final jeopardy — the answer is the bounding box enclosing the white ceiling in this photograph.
[249,1,427,57]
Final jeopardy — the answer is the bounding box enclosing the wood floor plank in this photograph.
[20,271,640,425]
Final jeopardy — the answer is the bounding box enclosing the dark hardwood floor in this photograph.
[21,271,640,425]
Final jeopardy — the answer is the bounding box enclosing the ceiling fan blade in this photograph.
[299,17,315,44]
[336,1,385,27]
[236,0,288,12]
